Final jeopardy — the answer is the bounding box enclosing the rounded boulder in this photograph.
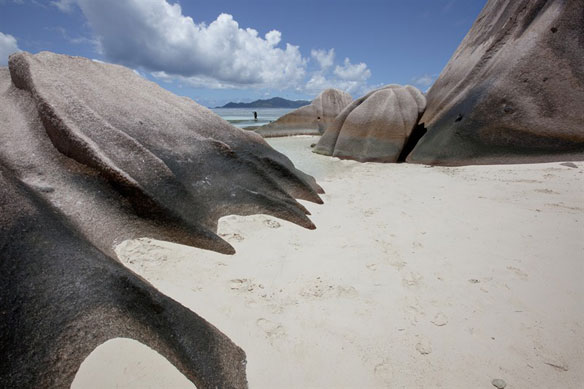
[314,85,426,162]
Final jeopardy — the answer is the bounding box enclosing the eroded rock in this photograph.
[314,85,426,162]
[0,51,325,388]
[407,0,584,165]
[255,88,353,137]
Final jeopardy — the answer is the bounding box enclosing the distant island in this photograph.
[216,97,311,109]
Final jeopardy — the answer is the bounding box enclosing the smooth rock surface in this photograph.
[6,51,323,255]
[314,85,426,162]
[0,166,247,388]
[407,0,584,165]
[255,88,352,137]
[0,51,324,388]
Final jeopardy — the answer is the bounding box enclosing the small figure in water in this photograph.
[253,111,258,121]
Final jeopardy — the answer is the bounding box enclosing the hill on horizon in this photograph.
[216,97,311,109]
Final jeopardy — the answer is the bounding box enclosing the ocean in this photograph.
[212,107,293,128]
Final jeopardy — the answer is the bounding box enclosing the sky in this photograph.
[0,0,486,107]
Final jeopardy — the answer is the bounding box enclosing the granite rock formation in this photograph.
[0,166,247,388]
[255,88,353,137]
[407,0,584,165]
[314,85,426,162]
[0,51,324,388]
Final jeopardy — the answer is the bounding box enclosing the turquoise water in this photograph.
[212,108,293,128]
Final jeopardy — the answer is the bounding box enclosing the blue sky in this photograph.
[0,0,485,107]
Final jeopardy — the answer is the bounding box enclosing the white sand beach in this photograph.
[73,136,583,388]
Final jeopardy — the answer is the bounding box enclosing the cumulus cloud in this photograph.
[411,74,436,88]
[52,26,96,46]
[334,58,371,81]
[52,0,307,89]
[305,53,373,95]
[0,32,20,66]
[53,0,374,95]
[311,48,335,71]
[51,0,75,12]
[304,74,375,96]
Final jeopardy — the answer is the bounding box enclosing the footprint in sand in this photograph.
[402,272,423,287]
[404,298,425,324]
[431,312,448,327]
[390,260,407,270]
[299,278,358,299]
[366,263,378,271]
[363,208,377,217]
[507,266,528,280]
[263,219,281,229]
[229,278,261,292]
[415,338,432,355]
[256,318,286,342]
[373,359,393,381]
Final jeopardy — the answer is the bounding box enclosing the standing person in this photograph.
[253,111,258,121]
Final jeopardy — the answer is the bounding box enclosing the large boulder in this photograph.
[407,0,584,165]
[0,166,247,388]
[314,85,426,162]
[255,88,353,137]
[0,51,324,388]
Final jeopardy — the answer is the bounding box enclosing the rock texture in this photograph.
[407,0,584,165]
[0,51,324,388]
[314,85,426,162]
[0,166,247,388]
[255,88,353,137]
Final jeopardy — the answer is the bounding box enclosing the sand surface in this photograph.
[73,136,583,388]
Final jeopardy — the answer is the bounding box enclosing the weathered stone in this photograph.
[6,51,322,254]
[255,88,352,137]
[0,51,324,388]
[314,85,426,162]
[0,166,247,388]
[407,0,584,165]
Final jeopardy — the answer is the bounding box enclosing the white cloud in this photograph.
[411,74,435,88]
[52,0,307,89]
[334,58,371,81]
[311,48,335,70]
[51,0,75,12]
[304,55,373,96]
[52,0,374,96]
[0,32,20,66]
[304,74,376,96]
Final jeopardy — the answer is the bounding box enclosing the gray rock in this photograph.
[0,51,325,388]
[492,378,507,388]
[255,88,352,137]
[314,85,426,162]
[407,0,584,165]
[0,167,247,388]
[7,51,322,254]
